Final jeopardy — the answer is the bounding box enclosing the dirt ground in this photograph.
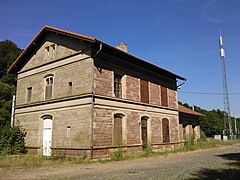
[1,144,240,180]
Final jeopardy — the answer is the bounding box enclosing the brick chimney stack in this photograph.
[116,42,128,53]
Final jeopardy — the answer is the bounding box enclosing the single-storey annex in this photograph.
[8,26,189,158]
[179,105,205,140]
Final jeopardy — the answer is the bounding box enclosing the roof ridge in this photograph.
[43,25,96,41]
[178,104,205,117]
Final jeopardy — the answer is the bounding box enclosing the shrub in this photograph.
[200,131,207,141]
[184,133,196,148]
[143,141,153,157]
[110,146,124,161]
[0,125,26,155]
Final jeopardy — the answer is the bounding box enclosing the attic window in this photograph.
[45,47,50,58]
[68,82,73,95]
[45,44,56,59]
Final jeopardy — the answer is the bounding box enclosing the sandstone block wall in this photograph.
[16,56,92,106]
[94,66,178,110]
[15,104,92,154]
[20,33,91,72]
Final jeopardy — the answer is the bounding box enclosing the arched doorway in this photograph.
[42,115,53,156]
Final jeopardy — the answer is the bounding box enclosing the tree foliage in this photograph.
[0,125,26,155]
[0,40,25,154]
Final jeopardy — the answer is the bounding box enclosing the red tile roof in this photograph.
[179,105,205,117]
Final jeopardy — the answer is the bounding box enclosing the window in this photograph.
[141,117,148,146]
[45,44,56,59]
[161,86,168,107]
[67,126,71,139]
[162,118,170,143]
[113,114,123,145]
[45,46,50,58]
[68,82,73,95]
[27,87,32,103]
[45,75,54,100]
[140,79,149,103]
[114,74,122,98]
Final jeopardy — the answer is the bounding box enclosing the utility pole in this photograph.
[219,33,233,138]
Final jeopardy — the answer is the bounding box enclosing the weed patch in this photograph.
[110,146,124,161]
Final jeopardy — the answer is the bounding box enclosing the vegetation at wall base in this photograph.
[0,125,26,155]
[0,139,239,171]
[143,141,153,157]
[110,146,124,161]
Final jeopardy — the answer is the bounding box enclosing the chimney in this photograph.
[116,42,128,52]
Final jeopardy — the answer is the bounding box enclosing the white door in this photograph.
[43,119,52,156]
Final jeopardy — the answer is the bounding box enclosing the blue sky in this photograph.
[1,0,239,117]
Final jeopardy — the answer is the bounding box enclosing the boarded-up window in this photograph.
[114,115,123,145]
[27,87,32,103]
[162,118,170,143]
[161,86,168,107]
[114,74,122,98]
[45,76,53,100]
[141,117,148,146]
[140,79,149,103]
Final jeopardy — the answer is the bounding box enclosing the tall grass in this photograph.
[0,139,239,170]
[0,154,89,171]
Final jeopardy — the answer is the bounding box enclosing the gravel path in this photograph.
[1,144,240,180]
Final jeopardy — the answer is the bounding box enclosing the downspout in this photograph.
[177,80,186,90]
[176,79,185,144]
[10,95,16,127]
[90,43,102,159]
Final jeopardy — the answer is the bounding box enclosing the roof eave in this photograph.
[95,40,186,81]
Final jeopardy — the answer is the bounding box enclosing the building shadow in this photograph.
[188,152,240,180]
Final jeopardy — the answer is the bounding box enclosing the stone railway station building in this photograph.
[8,26,202,158]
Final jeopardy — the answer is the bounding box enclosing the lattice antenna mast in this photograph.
[219,33,233,137]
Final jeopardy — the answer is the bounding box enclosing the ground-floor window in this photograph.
[162,118,170,143]
[113,114,123,145]
[141,116,148,146]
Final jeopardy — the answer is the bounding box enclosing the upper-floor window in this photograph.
[114,73,122,98]
[45,75,54,100]
[140,79,149,103]
[45,44,56,59]
[161,86,168,107]
[27,87,32,103]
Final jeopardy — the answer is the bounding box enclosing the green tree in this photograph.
[0,40,25,154]
[0,40,21,126]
